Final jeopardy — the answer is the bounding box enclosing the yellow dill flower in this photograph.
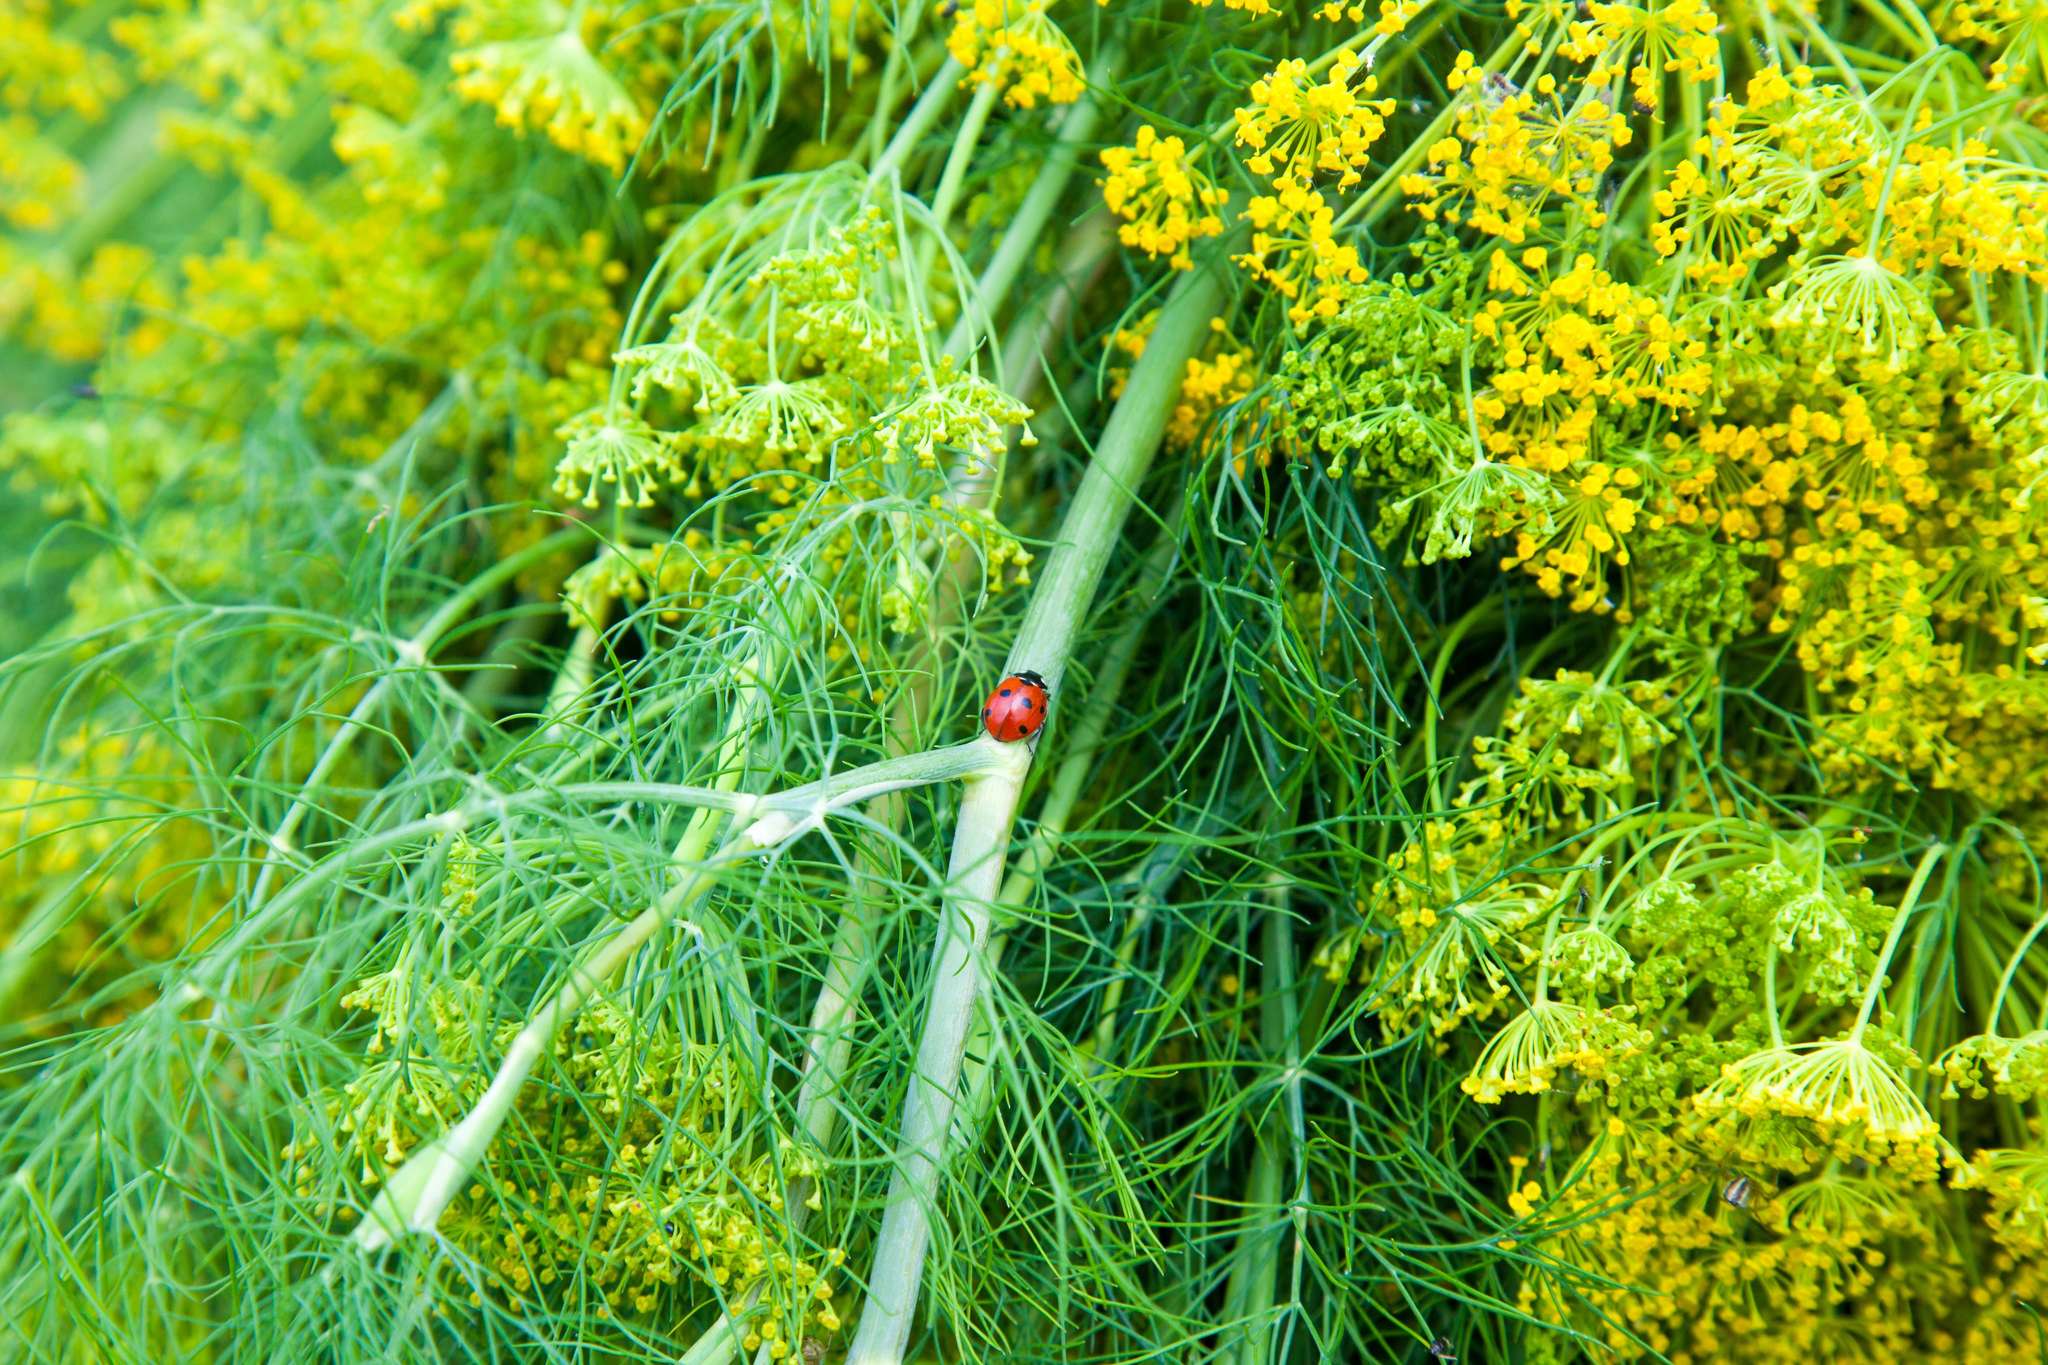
[1402,86,1621,243]
[332,105,452,211]
[1650,95,1800,287]
[1233,51,1395,194]
[452,15,648,171]
[1399,454,1561,563]
[1770,251,1941,373]
[614,316,744,411]
[1100,126,1229,270]
[1237,197,1368,327]
[1964,1148,2048,1257]
[1498,461,1647,613]
[565,539,752,628]
[1461,999,1649,1101]
[1697,1034,1942,1149]
[1169,349,1258,450]
[1310,0,1425,24]
[110,1,325,123]
[1876,141,2048,282]
[1546,925,1635,996]
[946,0,1085,108]
[1938,0,2048,89]
[1560,0,1721,111]
[1109,317,1260,453]
[1938,1032,2048,1100]
[871,374,1033,472]
[702,376,849,465]
[552,409,685,508]
[0,117,83,231]
[0,4,127,119]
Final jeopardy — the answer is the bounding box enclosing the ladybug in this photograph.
[981,669,1049,743]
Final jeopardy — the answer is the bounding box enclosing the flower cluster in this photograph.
[947,0,1086,108]
[1100,127,1229,269]
[291,973,845,1344]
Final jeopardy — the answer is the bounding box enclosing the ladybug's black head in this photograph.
[1010,669,1048,689]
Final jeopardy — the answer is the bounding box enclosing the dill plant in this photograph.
[9,0,2048,1363]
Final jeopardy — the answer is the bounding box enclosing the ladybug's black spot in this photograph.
[999,688,1011,697]
[1019,722,1032,734]
[1020,698,1033,710]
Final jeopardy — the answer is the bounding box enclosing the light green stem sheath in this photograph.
[1002,529,1180,909]
[845,253,1233,1365]
[998,527,1181,1073]
[927,78,1001,237]
[842,760,1030,1365]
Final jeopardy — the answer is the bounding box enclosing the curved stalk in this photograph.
[1850,842,1949,1043]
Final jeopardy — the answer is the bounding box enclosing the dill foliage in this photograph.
[6,1,2048,1363]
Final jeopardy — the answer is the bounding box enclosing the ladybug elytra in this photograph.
[981,669,1049,743]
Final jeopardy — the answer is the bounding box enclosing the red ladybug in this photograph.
[981,669,1049,743]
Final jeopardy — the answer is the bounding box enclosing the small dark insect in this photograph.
[938,0,958,14]
[1430,1337,1458,1363]
[663,1220,677,1235]
[70,381,99,400]
[1723,1175,1753,1209]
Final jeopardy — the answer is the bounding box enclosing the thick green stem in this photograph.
[973,527,1182,1084]
[872,58,965,187]
[539,622,603,745]
[927,78,1000,238]
[845,254,1234,1365]
[1221,870,1301,1365]
[840,757,1031,1364]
